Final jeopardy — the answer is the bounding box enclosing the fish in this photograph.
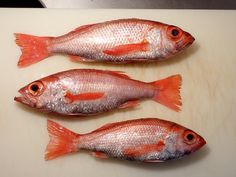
[14,69,182,115]
[14,18,195,67]
[45,118,206,162]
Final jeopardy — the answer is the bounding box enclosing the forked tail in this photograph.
[150,74,182,112]
[45,120,80,160]
[14,33,53,67]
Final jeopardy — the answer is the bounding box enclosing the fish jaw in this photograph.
[190,136,206,153]
[14,88,36,108]
[176,32,195,51]
[14,96,35,107]
[183,32,195,48]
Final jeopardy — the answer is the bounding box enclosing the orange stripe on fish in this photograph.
[124,140,165,157]
[65,92,104,103]
[103,40,149,56]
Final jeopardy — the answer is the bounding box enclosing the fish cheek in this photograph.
[35,100,44,109]
[35,90,53,109]
[160,38,176,57]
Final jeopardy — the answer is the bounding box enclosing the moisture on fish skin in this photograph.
[45,118,206,162]
[15,18,195,67]
[14,69,182,116]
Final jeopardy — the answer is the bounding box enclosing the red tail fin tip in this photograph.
[45,120,79,160]
[14,33,53,67]
[151,74,182,112]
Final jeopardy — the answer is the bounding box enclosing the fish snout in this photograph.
[185,32,195,46]
[14,88,36,107]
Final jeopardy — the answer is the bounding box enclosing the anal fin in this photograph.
[68,55,94,62]
[119,100,140,109]
[144,160,164,163]
[91,151,109,159]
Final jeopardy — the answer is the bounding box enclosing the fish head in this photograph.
[166,124,206,159]
[14,76,62,110]
[160,25,195,57]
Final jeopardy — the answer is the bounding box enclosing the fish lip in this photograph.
[14,89,35,107]
[191,137,206,153]
[174,34,195,53]
[199,138,207,147]
[184,34,195,48]
[188,35,195,45]
[14,96,34,107]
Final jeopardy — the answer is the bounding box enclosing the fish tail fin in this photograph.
[150,74,182,112]
[14,33,53,67]
[45,120,80,161]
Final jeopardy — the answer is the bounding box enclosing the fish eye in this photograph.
[167,26,182,39]
[186,133,194,141]
[30,84,39,92]
[171,29,179,37]
[183,130,196,145]
[28,81,44,96]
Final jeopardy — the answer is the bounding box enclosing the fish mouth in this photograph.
[199,137,206,148]
[14,89,35,107]
[176,33,195,51]
[192,137,206,153]
[14,96,34,107]
[183,33,195,48]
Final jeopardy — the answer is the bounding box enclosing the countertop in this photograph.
[0,9,236,177]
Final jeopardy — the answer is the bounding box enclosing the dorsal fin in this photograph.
[91,119,135,132]
[92,122,118,132]
[78,69,131,79]
[102,70,131,79]
[68,24,96,35]
[90,118,160,133]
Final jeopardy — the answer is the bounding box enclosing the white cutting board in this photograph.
[0,9,236,177]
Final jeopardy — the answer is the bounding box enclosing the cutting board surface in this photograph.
[0,9,236,177]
